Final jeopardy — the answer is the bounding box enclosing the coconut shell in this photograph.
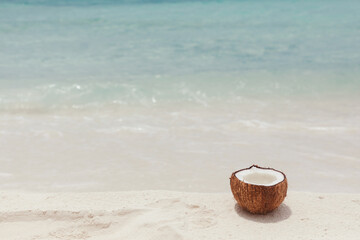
[230,165,287,214]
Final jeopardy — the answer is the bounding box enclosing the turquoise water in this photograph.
[0,0,360,110]
[0,1,360,193]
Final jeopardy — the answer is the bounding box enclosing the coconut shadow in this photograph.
[234,203,291,223]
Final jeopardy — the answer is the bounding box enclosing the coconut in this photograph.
[230,165,287,214]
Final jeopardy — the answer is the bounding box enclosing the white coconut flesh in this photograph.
[235,166,284,186]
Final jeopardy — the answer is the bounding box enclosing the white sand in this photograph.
[0,191,359,240]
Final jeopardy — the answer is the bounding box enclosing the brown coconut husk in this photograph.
[230,165,287,214]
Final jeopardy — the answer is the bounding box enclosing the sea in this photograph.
[0,0,359,193]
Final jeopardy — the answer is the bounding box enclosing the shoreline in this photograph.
[1,98,359,194]
[0,190,359,239]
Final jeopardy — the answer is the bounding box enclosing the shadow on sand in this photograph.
[234,203,291,223]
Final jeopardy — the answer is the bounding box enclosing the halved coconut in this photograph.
[230,165,287,214]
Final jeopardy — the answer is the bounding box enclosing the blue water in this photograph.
[0,0,360,110]
[1,1,360,193]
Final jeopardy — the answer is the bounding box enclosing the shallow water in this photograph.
[1,99,359,193]
[0,0,359,193]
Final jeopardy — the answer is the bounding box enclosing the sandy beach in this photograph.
[0,190,359,239]
[1,0,360,239]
